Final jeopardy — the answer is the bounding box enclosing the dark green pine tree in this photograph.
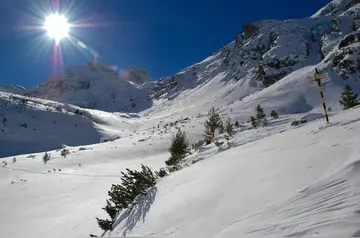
[250,116,258,129]
[224,117,235,139]
[255,105,268,127]
[270,110,279,119]
[262,118,268,127]
[165,129,189,167]
[256,62,266,82]
[96,218,113,231]
[102,200,118,220]
[234,121,240,127]
[203,107,222,144]
[218,120,225,134]
[339,84,360,110]
[43,152,50,164]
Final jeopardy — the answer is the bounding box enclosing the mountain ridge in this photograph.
[1,0,360,157]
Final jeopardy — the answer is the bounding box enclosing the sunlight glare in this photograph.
[44,13,70,44]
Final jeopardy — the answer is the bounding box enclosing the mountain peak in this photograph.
[26,62,153,112]
[312,0,360,18]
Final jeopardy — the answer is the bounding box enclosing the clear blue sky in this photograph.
[0,0,330,87]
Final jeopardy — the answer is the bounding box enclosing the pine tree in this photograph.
[203,107,222,144]
[218,120,225,134]
[270,110,279,119]
[339,84,360,110]
[255,105,265,120]
[155,168,168,178]
[61,148,69,158]
[224,117,235,139]
[102,200,118,220]
[234,121,240,127]
[165,129,189,168]
[256,62,266,82]
[106,164,157,214]
[250,116,257,129]
[43,152,50,164]
[262,118,268,127]
[255,104,267,127]
[96,218,113,231]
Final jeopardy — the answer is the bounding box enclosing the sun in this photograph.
[44,13,70,44]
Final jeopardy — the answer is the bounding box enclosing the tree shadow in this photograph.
[112,186,158,237]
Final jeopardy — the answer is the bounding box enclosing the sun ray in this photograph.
[12,0,131,76]
[44,13,70,45]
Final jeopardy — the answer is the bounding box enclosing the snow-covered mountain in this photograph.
[2,0,360,159]
[0,91,144,157]
[0,84,26,94]
[1,1,360,238]
[144,0,360,119]
[7,0,359,120]
[26,61,153,113]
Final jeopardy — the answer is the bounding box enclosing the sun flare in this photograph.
[44,13,70,44]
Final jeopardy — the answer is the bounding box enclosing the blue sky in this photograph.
[0,0,330,87]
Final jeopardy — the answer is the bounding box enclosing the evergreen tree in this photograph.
[218,120,225,134]
[61,148,70,158]
[43,152,50,164]
[262,118,268,127]
[270,110,279,119]
[250,116,257,129]
[224,117,235,139]
[339,84,360,110]
[155,168,168,178]
[256,62,266,82]
[255,104,268,127]
[255,105,265,120]
[97,164,158,231]
[203,107,222,144]
[107,164,157,211]
[102,200,118,220]
[96,218,113,231]
[234,121,240,127]
[165,129,189,168]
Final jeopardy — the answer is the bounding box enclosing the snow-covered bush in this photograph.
[270,110,279,119]
[155,168,168,178]
[60,148,70,158]
[43,152,50,164]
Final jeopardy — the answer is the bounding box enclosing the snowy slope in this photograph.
[1,1,360,237]
[108,108,360,238]
[1,104,360,238]
[0,84,26,94]
[0,91,143,157]
[139,0,360,121]
[26,61,153,113]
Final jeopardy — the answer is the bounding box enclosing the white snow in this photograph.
[1,0,360,237]
[1,104,360,238]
